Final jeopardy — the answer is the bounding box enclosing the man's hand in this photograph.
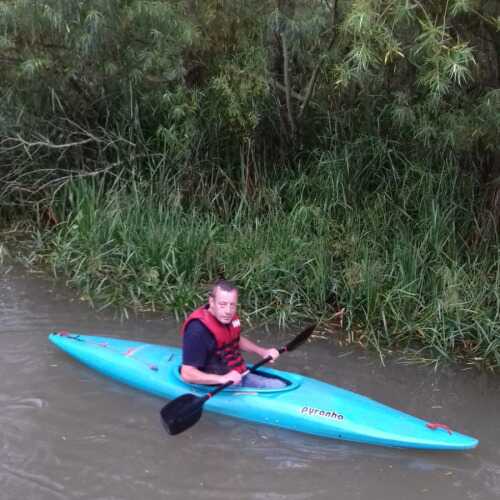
[260,347,280,363]
[219,370,243,385]
[181,365,243,386]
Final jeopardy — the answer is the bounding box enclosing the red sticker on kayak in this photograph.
[301,406,344,421]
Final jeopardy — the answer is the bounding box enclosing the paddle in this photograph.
[161,323,316,435]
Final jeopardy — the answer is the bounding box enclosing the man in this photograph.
[180,279,287,388]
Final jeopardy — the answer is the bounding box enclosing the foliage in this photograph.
[32,149,500,370]
[0,1,496,185]
[40,172,336,325]
[1,1,500,368]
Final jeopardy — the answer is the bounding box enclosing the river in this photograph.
[1,261,499,500]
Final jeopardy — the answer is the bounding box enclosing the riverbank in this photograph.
[2,152,499,372]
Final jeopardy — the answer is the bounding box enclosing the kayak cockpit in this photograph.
[171,364,303,394]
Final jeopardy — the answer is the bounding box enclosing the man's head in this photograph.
[208,279,238,325]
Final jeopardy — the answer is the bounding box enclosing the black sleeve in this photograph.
[182,320,216,369]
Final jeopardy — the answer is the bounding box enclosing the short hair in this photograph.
[209,279,238,297]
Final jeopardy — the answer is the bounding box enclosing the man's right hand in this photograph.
[219,370,243,385]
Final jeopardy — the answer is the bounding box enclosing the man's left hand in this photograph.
[261,348,280,363]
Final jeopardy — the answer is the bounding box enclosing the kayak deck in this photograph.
[48,332,479,451]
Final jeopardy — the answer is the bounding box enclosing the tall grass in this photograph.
[43,170,336,325]
[310,149,500,370]
[35,141,500,370]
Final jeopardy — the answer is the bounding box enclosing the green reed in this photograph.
[43,171,335,325]
[35,140,500,370]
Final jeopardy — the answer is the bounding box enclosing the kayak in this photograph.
[48,331,478,451]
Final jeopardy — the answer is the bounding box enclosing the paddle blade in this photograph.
[284,323,316,352]
[161,394,205,435]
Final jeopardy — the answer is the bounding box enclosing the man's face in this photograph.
[208,287,238,324]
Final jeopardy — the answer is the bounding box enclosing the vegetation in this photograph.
[0,1,499,369]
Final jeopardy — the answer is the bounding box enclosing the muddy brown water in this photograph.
[1,262,500,500]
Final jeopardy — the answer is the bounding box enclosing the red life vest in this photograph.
[181,306,247,374]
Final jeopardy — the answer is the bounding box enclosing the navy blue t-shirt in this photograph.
[182,319,217,369]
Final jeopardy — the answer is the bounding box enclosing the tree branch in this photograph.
[271,79,307,102]
[298,0,338,121]
[281,33,296,138]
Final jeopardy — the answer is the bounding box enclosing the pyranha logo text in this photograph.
[300,406,344,420]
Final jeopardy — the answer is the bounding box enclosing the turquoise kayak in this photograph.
[48,331,478,451]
